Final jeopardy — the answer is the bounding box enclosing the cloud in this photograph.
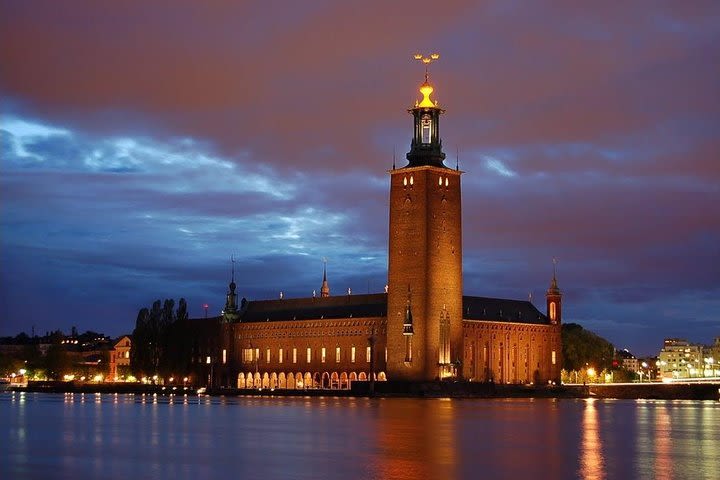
[1,1,719,356]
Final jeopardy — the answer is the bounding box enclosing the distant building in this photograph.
[616,349,639,372]
[657,338,704,379]
[108,335,132,381]
[184,67,562,389]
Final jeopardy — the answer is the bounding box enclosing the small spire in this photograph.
[456,147,459,171]
[320,258,330,297]
[547,257,561,295]
[392,146,396,170]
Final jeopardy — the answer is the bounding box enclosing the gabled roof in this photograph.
[463,296,549,324]
[229,292,550,325]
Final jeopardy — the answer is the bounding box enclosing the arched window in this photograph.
[421,114,432,143]
[550,302,557,322]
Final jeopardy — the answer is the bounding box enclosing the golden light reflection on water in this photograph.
[654,404,672,479]
[580,399,606,480]
[373,398,457,480]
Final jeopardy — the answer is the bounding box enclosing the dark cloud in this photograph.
[1,1,719,355]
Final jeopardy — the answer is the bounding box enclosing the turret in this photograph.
[546,260,562,325]
[222,256,240,323]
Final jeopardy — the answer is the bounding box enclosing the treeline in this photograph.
[130,298,194,379]
[561,323,615,371]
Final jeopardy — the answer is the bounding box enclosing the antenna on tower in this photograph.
[392,146,396,170]
[456,147,459,171]
[230,254,236,283]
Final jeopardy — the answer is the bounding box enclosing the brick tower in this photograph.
[386,56,463,381]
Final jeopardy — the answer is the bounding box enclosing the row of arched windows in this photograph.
[237,371,387,390]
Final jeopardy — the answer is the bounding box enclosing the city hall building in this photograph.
[190,68,563,389]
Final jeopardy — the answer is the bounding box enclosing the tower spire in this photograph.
[223,255,239,322]
[320,257,330,298]
[406,52,446,168]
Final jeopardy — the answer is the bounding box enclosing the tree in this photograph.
[130,307,150,376]
[562,323,614,371]
[44,344,73,380]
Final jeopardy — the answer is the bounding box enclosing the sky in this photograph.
[1,1,718,356]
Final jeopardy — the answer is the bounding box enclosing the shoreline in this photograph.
[7,380,720,400]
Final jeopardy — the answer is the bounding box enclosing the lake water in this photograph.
[1,392,718,480]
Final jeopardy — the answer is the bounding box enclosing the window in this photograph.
[550,302,557,322]
[351,346,356,363]
[552,351,557,365]
[279,348,284,364]
[421,114,432,143]
[222,349,227,364]
[321,347,326,363]
[366,346,371,363]
[254,348,259,361]
[266,348,270,363]
[293,348,297,364]
[242,349,253,363]
[307,347,311,363]
[336,346,341,363]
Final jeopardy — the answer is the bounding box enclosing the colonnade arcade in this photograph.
[237,371,388,390]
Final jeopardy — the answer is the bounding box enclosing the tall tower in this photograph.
[386,55,463,381]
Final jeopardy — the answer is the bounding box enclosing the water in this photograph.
[1,392,718,480]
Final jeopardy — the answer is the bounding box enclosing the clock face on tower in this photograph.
[421,114,432,144]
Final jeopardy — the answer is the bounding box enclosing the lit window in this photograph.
[445,177,449,187]
[336,346,341,363]
[242,349,253,363]
[293,348,297,364]
[206,356,211,364]
[255,348,259,361]
[321,347,326,363]
[222,349,227,364]
[421,114,432,143]
[351,346,356,363]
[279,348,283,364]
[550,302,557,322]
[438,176,442,186]
[266,348,270,363]
[410,175,414,185]
[366,346,371,363]
[403,177,407,186]
[307,347,311,363]
[552,351,556,365]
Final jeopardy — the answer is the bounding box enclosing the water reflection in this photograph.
[654,404,672,478]
[580,399,605,480]
[374,399,457,480]
[1,393,719,480]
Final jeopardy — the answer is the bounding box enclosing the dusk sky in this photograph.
[1,1,718,356]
